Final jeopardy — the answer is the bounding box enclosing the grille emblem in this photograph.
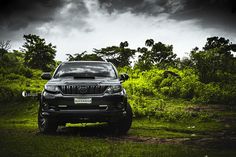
[79,86,88,94]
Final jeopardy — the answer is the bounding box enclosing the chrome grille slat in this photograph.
[59,85,108,95]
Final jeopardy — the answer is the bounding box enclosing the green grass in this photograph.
[130,119,224,138]
[1,128,230,157]
[1,124,235,157]
[0,100,236,157]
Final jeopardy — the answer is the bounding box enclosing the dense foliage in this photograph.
[190,37,236,83]
[136,39,178,70]
[119,66,236,119]
[0,43,46,102]
[0,35,236,120]
[66,51,103,61]
[23,34,56,71]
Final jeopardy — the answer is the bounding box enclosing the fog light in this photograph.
[43,91,56,99]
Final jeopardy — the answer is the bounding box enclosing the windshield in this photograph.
[54,62,117,79]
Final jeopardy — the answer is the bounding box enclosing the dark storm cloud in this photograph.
[0,0,65,31]
[1,0,235,33]
[171,0,236,31]
[98,0,236,30]
[99,0,182,15]
[98,0,236,15]
[0,0,90,40]
[180,0,236,14]
[51,0,90,31]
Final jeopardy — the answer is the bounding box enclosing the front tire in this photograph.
[109,103,133,135]
[38,106,58,134]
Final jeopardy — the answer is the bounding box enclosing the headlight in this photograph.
[105,85,122,94]
[44,85,60,93]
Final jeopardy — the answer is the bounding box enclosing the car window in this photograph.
[54,62,117,79]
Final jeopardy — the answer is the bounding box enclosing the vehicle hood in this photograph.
[46,78,121,86]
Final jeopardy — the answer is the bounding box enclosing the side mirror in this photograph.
[119,73,129,82]
[41,72,51,80]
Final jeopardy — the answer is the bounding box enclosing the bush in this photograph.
[123,77,155,96]
[0,69,44,102]
[120,66,236,105]
[128,95,167,118]
[221,84,236,105]
[193,83,221,104]
[5,73,23,80]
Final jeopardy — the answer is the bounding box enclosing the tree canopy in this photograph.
[93,41,136,67]
[135,39,177,70]
[66,51,103,61]
[191,37,236,83]
[0,40,11,60]
[22,34,56,71]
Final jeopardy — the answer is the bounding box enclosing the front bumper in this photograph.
[40,91,127,123]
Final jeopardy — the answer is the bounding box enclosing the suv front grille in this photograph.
[59,85,108,95]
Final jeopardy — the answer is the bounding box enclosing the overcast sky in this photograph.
[0,0,236,61]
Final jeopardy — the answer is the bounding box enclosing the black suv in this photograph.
[39,61,132,134]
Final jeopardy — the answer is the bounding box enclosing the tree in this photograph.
[22,34,56,71]
[0,40,11,60]
[66,51,103,61]
[120,41,129,48]
[135,47,153,70]
[203,37,230,51]
[145,39,154,47]
[93,41,136,67]
[178,57,194,69]
[191,37,236,83]
[135,39,177,70]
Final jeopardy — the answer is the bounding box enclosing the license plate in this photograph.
[74,98,92,104]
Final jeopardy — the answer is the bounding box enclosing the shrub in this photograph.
[123,77,155,96]
[5,73,16,80]
[193,83,221,104]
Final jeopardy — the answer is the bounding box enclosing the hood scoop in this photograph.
[73,76,95,79]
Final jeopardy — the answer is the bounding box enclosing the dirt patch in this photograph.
[186,105,234,112]
[183,137,236,149]
[107,136,191,144]
[57,125,236,147]
[107,132,236,146]
[107,135,236,148]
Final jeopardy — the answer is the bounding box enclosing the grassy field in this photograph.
[0,99,236,157]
